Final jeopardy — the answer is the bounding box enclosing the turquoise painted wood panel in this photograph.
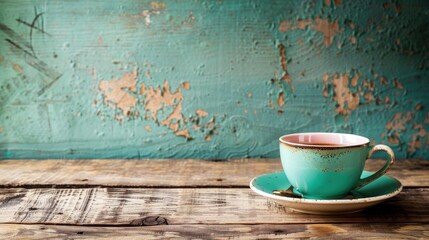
[0,0,428,159]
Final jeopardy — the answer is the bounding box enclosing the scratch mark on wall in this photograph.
[0,23,62,95]
[0,23,33,53]
[16,17,51,36]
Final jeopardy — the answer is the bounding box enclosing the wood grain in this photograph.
[0,188,427,225]
[0,159,427,187]
[1,223,428,239]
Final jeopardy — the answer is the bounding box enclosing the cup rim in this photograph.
[279,132,370,149]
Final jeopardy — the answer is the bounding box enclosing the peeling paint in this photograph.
[409,123,428,153]
[312,17,342,47]
[98,69,213,140]
[0,0,428,160]
[140,80,184,122]
[385,112,414,144]
[331,73,360,115]
[279,17,342,47]
[98,70,138,118]
[323,68,405,117]
[126,2,165,26]
[383,111,429,156]
[150,1,166,11]
[196,109,208,117]
[277,92,285,107]
[12,63,22,73]
[277,43,294,91]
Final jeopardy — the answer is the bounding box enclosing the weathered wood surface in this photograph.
[1,223,428,239]
[0,159,427,238]
[0,159,428,187]
[0,188,427,225]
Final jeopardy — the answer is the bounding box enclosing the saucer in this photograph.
[249,171,402,215]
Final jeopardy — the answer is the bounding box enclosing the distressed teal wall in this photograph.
[0,0,428,159]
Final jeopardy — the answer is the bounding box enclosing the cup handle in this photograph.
[354,144,395,190]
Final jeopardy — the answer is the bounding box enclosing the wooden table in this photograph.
[0,159,428,239]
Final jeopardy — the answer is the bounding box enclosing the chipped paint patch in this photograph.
[332,73,359,115]
[278,19,310,32]
[150,1,166,11]
[279,17,342,47]
[12,63,22,73]
[277,92,285,107]
[141,80,185,122]
[196,109,208,117]
[98,70,138,118]
[323,72,360,115]
[277,43,294,91]
[408,123,428,153]
[98,69,214,140]
[323,69,405,116]
[0,55,4,64]
[383,111,429,156]
[126,2,165,26]
[312,17,342,47]
[384,112,414,144]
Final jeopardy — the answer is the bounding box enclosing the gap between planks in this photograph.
[0,159,427,188]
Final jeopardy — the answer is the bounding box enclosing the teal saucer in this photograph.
[250,171,402,215]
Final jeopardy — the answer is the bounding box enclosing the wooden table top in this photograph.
[0,158,428,239]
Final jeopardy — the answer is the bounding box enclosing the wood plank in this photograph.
[0,159,427,187]
[0,188,427,225]
[1,223,428,239]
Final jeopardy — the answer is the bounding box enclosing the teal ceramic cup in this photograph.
[279,132,394,200]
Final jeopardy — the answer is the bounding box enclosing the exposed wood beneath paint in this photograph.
[0,159,427,187]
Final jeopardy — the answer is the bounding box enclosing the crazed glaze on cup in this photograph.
[279,132,394,200]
